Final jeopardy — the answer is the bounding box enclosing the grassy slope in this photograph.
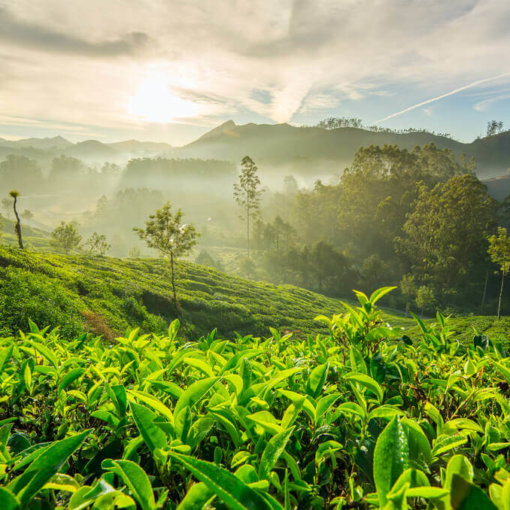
[1,218,49,249]
[0,246,350,339]
[1,245,509,344]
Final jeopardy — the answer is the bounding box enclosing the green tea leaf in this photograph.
[345,373,384,402]
[130,401,167,452]
[170,452,277,510]
[102,459,156,510]
[9,430,90,507]
[0,488,20,510]
[373,416,410,506]
[259,427,294,480]
[450,474,497,509]
[174,377,221,417]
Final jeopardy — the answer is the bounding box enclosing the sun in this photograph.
[127,76,201,123]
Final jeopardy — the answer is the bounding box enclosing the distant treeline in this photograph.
[313,116,453,138]
[0,154,235,198]
[121,157,235,189]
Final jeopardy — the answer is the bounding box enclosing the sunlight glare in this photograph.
[127,77,201,123]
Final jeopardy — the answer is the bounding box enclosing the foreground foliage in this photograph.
[0,288,509,509]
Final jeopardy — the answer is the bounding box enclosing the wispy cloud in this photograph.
[1,0,510,143]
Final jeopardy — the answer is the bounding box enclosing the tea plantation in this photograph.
[0,246,353,340]
[0,284,509,508]
[1,248,510,508]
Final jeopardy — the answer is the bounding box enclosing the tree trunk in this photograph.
[497,271,505,320]
[480,270,489,314]
[247,205,250,259]
[12,196,23,249]
[170,251,177,307]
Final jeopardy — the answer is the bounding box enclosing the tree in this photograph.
[487,120,504,137]
[487,227,510,319]
[233,156,263,258]
[415,286,436,315]
[337,143,472,261]
[398,175,497,303]
[85,232,111,256]
[1,156,44,193]
[195,250,223,271]
[134,202,198,306]
[51,221,82,255]
[0,213,4,242]
[9,191,23,249]
[283,175,299,195]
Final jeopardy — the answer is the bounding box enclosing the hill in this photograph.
[1,246,509,345]
[2,123,510,176]
[482,174,510,201]
[0,246,352,339]
[179,121,510,177]
[1,218,49,249]
[0,137,173,163]
[0,135,72,150]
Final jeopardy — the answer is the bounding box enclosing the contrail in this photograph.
[376,72,510,123]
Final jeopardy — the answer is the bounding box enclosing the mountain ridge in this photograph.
[1,123,510,176]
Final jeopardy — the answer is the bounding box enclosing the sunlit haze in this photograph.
[1,0,510,144]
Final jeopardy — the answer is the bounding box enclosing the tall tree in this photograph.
[50,221,82,255]
[398,175,497,303]
[134,202,198,307]
[233,156,263,258]
[9,191,23,249]
[487,227,510,319]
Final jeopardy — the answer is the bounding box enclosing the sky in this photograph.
[1,0,510,146]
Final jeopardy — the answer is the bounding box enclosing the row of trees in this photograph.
[314,117,507,139]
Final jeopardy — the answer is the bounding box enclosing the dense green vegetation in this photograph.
[3,134,510,317]
[0,288,509,509]
[3,246,510,346]
[0,246,352,340]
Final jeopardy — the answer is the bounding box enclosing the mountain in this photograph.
[0,137,175,162]
[180,121,510,177]
[62,140,119,160]
[0,135,73,150]
[2,123,510,177]
[0,136,73,150]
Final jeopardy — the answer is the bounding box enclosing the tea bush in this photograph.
[0,288,509,509]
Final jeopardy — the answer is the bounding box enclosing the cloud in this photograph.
[0,6,149,57]
[1,0,510,142]
[474,93,510,112]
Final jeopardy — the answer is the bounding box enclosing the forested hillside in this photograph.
[3,121,510,177]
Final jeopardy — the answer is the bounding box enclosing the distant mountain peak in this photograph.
[52,135,72,144]
[196,120,238,142]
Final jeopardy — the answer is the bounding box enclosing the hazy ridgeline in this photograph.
[2,133,510,316]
